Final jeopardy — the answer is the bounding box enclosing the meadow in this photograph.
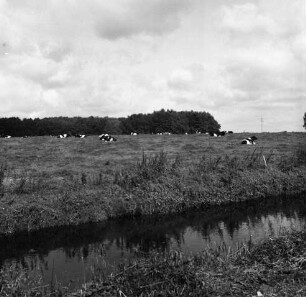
[0,132,305,235]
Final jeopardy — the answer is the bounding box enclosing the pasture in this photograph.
[0,132,305,296]
[0,132,304,179]
[0,132,305,235]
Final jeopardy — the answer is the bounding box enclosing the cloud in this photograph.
[166,64,235,110]
[95,0,192,40]
[218,0,306,109]
[167,69,193,90]
[0,0,304,132]
[221,3,279,37]
[0,74,43,117]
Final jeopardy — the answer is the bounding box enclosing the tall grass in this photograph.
[0,163,6,197]
[0,135,305,235]
[1,231,304,296]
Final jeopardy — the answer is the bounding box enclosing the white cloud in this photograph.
[214,0,306,129]
[165,64,236,111]
[94,0,192,40]
[0,0,305,131]
[221,3,279,36]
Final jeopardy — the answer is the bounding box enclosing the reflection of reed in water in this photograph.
[0,195,305,290]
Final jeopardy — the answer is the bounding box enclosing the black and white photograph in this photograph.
[0,0,305,296]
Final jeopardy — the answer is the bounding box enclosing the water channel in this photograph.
[1,195,305,290]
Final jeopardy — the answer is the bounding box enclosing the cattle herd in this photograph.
[54,133,117,142]
[208,131,233,137]
[0,131,259,145]
[56,133,87,138]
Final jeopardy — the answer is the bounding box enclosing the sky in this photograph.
[0,0,305,132]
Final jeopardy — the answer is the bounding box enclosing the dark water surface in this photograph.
[1,196,305,290]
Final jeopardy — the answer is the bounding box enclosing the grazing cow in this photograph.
[99,133,109,139]
[57,133,71,138]
[99,134,117,142]
[74,134,86,138]
[227,131,234,134]
[241,136,257,145]
[157,132,171,135]
[131,132,137,136]
[1,135,12,138]
[209,131,227,137]
[209,132,219,137]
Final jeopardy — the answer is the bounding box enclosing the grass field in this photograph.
[0,132,305,235]
[0,132,305,296]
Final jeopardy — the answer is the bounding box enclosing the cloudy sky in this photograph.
[0,0,305,132]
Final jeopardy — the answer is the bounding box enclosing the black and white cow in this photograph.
[99,134,117,142]
[57,133,71,138]
[99,133,108,139]
[209,131,224,137]
[241,136,257,145]
[209,131,228,137]
[74,134,86,138]
[130,132,137,136]
[156,132,171,135]
[0,135,11,138]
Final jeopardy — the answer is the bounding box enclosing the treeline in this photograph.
[120,109,220,134]
[0,109,220,136]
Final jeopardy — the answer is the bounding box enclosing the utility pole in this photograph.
[261,116,264,133]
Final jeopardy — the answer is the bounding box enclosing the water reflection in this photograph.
[0,196,305,289]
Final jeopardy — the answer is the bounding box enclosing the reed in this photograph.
[1,231,304,296]
[0,134,305,235]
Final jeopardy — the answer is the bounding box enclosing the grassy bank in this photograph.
[1,231,305,296]
[0,133,305,235]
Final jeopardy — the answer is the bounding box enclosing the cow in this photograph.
[130,132,137,136]
[99,133,109,139]
[57,133,71,138]
[74,134,86,138]
[209,131,227,137]
[241,136,257,145]
[0,135,11,138]
[209,132,221,137]
[99,134,117,142]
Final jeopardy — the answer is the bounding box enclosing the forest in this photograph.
[0,109,221,136]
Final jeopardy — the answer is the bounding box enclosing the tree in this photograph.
[0,109,221,136]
